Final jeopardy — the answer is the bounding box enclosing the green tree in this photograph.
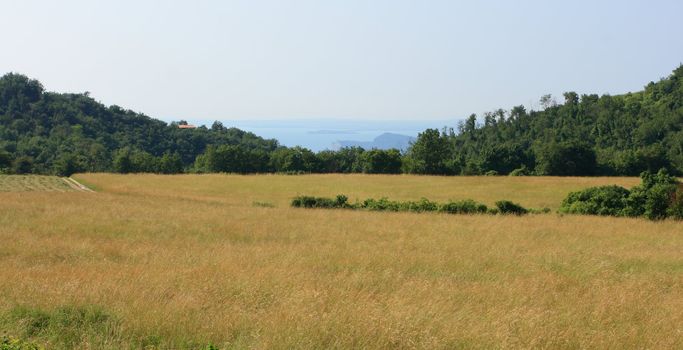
[0,150,12,172]
[358,149,402,174]
[113,149,134,174]
[12,156,33,174]
[316,147,364,173]
[270,147,317,173]
[53,153,82,176]
[130,150,159,173]
[159,152,184,174]
[404,129,451,174]
[535,142,597,176]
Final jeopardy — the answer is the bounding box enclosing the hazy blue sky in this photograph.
[2,0,682,122]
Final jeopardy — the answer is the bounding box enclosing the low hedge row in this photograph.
[291,195,543,216]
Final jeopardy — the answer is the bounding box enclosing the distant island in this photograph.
[333,133,416,151]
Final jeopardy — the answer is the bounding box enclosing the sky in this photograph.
[1,0,682,123]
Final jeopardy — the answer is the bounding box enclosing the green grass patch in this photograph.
[2,305,120,349]
[1,305,221,350]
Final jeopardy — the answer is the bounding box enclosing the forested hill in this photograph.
[1,66,682,176]
[404,65,683,176]
[0,73,279,175]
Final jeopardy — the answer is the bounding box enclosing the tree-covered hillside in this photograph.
[404,65,683,176]
[0,73,279,175]
[1,66,682,176]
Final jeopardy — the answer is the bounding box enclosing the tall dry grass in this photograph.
[0,174,680,349]
[74,173,642,210]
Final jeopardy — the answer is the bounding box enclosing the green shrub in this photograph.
[484,170,499,176]
[495,200,529,215]
[291,196,335,208]
[291,195,542,216]
[335,195,349,207]
[402,198,439,212]
[621,186,647,217]
[643,183,676,220]
[622,169,677,219]
[439,200,488,214]
[360,198,401,212]
[559,169,680,220]
[639,170,678,220]
[559,185,630,216]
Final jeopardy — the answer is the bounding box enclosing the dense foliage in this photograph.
[291,194,538,215]
[0,73,279,175]
[559,170,683,220]
[403,65,683,176]
[2,65,682,176]
[0,72,405,176]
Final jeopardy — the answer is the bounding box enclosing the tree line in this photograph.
[403,65,683,176]
[1,65,682,176]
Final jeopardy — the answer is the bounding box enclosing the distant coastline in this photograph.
[187,119,454,151]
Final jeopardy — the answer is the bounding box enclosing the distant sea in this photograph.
[190,119,457,151]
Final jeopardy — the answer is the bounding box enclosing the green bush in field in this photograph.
[292,195,535,216]
[335,195,349,207]
[633,169,678,220]
[360,198,401,212]
[402,198,440,212]
[560,169,681,220]
[560,185,630,216]
[495,200,529,215]
[438,200,488,214]
[291,195,350,209]
[291,196,330,208]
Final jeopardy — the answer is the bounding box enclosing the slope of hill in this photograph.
[404,65,683,175]
[0,73,279,175]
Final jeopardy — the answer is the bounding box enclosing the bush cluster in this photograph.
[290,195,350,209]
[494,200,529,215]
[291,195,535,216]
[560,169,683,220]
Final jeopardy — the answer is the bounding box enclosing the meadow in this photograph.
[0,174,681,349]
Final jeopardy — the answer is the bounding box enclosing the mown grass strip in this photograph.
[0,175,75,192]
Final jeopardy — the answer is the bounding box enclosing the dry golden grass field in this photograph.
[1,174,682,349]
